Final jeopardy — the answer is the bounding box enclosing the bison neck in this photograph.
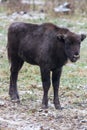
[51,45,68,69]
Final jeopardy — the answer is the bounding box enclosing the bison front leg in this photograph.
[52,68,62,109]
[40,68,51,109]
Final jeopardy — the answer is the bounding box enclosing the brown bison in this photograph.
[7,22,86,109]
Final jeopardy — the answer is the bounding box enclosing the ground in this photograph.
[0,13,87,130]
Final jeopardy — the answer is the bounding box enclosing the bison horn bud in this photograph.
[57,34,67,41]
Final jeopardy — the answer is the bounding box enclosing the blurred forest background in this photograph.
[0,0,87,16]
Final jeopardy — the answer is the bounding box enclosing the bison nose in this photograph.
[73,52,80,58]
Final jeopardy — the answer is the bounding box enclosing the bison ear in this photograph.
[81,34,86,41]
[57,34,67,42]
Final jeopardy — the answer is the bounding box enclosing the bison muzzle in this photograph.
[7,22,86,109]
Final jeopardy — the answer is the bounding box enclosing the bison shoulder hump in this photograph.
[8,22,26,33]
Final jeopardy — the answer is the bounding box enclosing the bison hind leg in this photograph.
[9,56,24,103]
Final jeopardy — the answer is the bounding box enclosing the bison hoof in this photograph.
[11,99,20,103]
[54,104,62,110]
[10,93,20,103]
[42,104,48,109]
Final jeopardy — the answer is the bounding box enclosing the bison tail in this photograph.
[7,44,11,63]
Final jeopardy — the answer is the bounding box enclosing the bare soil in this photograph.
[0,87,87,130]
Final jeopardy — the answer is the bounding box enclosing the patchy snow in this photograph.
[21,0,44,5]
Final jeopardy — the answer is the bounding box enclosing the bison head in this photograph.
[57,33,86,62]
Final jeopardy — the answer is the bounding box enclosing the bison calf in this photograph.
[7,22,86,109]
